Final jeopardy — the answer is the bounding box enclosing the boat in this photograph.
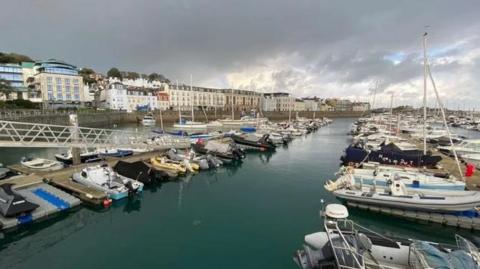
[72,164,144,200]
[438,139,480,157]
[325,166,465,191]
[166,148,221,170]
[141,113,156,126]
[192,139,246,161]
[173,120,207,129]
[96,148,134,158]
[0,183,39,217]
[240,127,256,133]
[340,141,442,168]
[55,150,100,165]
[113,160,172,184]
[230,133,276,151]
[150,156,188,174]
[294,203,480,269]
[462,154,480,169]
[20,157,64,171]
[218,116,267,126]
[330,179,480,213]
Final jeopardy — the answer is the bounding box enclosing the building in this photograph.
[125,87,158,112]
[319,101,335,112]
[294,99,305,111]
[224,89,261,112]
[0,63,28,100]
[261,93,278,111]
[303,98,319,111]
[165,83,226,111]
[33,59,85,107]
[156,91,169,110]
[101,81,127,110]
[352,102,371,112]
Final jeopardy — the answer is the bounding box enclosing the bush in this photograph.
[0,99,40,109]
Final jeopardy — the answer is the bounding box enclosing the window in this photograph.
[65,78,70,85]
[56,77,62,85]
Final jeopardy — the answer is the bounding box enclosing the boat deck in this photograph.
[0,183,81,231]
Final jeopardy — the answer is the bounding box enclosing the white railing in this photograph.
[0,120,190,149]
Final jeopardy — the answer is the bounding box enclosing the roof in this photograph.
[21,62,35,68]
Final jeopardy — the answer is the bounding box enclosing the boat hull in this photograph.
[333,189,480,213]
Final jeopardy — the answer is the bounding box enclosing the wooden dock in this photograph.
[405,136,480,190]
[6,150,167,205]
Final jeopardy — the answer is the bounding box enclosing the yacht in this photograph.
[141,113,156,126]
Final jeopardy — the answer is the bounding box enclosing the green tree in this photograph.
[107,67,122,79]
[0,52,33,64]
[125,71,140,80]
[0,79,14,100]
[148,72,169,82]
[141,73,148,80]
[79,67,96,85]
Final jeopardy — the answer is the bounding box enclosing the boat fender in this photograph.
[103,198,112,208]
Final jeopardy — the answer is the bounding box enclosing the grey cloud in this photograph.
[0,0,479,107]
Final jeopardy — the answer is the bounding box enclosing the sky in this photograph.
[1,0,479,109]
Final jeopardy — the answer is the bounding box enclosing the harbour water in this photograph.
[1,118,479,269]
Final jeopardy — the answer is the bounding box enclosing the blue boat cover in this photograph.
[17,214,33,224]
[33,188,70,210]
[240,127,256,133]
[413,241,480,269]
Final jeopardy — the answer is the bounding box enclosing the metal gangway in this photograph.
[0,120,190,150]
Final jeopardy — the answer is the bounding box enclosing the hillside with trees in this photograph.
[0,52,33,64]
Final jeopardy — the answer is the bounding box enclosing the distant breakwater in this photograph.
[0,109,366,127]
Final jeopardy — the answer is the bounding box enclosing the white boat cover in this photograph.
[205,141,231,154]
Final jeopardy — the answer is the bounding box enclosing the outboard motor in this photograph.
[197,158,210,170]
[125,181,139,196]
[167,149,183,162]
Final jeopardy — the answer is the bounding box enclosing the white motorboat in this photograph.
[438,139,480,156]
[20,157,64,171]
[142,113,156,126]
[72,164,143,200]
[325,166,465,191]
[462,153,480,169]
[173,121,207,129]
[331,180,480,213]
[294,203,480,269]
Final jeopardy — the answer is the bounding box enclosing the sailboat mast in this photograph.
[190,74,194,122]
[231,88,234,119]
[422,32,428,155]
[177,80,181,123]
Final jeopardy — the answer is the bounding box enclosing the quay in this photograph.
[403,134,480,190]
[6,149,176,206]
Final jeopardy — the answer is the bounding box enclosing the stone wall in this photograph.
[1,109,366,127]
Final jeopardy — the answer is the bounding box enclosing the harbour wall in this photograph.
[0,109,365,127]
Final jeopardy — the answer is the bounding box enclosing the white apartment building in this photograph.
[101,82,127,110]
[126,87,158,112]
[303,99,319,111]
[33,60,85,106]
[165,84,226,110]
[261,92,295,112]
[294,99,306,111]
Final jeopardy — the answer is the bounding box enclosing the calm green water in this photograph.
[1,118,479,269]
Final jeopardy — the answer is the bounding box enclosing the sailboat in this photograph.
[218,88,267,126]
[173,76,207,129]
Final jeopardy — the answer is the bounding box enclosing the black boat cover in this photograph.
[0,183,39,217]
[113,161,170,183]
